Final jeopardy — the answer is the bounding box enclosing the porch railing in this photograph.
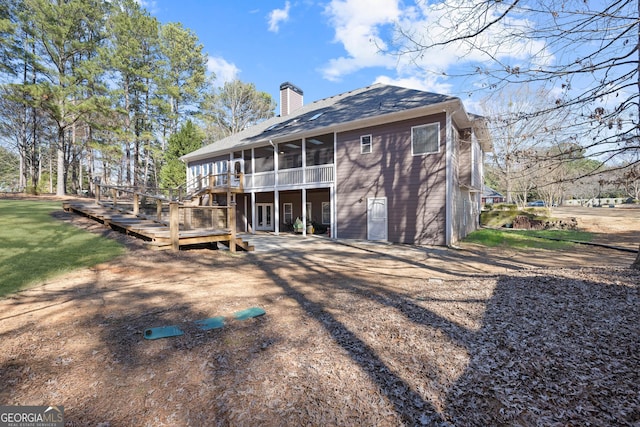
[243,164,334,190]
[94,183,237,252]
[305,164,334,184]
[185,170,243,196]
[278,168,304,186]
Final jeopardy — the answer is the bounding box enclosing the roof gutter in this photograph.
[182,99,468,163]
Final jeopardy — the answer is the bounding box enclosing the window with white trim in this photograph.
[306,202,312,221]
[322,202,331,225]
[360,135,372,154]
[411,123,440,155]
[283,203,293,224]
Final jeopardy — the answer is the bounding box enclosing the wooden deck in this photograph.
[63,201,254,252]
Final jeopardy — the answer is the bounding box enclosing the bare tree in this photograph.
[390,0,640,267]
[200,79,276,143]
[482,85,570,203]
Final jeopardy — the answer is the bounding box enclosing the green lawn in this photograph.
[463,228,594,250]
[0,200,126,298]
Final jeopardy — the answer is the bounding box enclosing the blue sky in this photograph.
[146,0,493,112]
[145,0,627,123]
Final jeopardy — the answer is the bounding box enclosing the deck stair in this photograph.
[63,201,254,252]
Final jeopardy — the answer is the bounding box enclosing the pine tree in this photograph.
[24,0,109,195]
[159,120,203,188]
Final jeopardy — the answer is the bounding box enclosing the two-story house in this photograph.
[181,82,491,246]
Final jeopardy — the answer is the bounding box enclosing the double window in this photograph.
[411,123,440,155]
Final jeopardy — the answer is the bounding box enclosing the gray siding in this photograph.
[453,129,483,243]
[450,126,461,244]
[457,130,483,191]
[336,114,447,245]
[458,130,471,188]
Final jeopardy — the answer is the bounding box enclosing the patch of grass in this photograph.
[463,228,593,250]
[0,200,126,298]
[517,229,593,242]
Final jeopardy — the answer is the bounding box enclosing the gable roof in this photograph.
[482,186,504,198]
[182,83,485,162]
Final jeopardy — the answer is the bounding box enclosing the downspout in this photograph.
[445,111,453,246]
[332,131,338,239]
[251,147,256,234]
[302,138,307,236]
[273,140,279,235]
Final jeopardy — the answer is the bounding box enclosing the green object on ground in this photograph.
[143,325,184,340]
[143,307,266,340]
[194,316,225,331]
[233,307,266,320]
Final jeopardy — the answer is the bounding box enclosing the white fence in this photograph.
[564,198,630,206]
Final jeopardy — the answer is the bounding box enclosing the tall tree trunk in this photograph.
[29,37,39,192]
[48,142,53,193]
[56,128,65,195]
[20,40,29,192]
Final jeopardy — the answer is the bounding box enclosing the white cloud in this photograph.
[268,1,291,33]
[207,56,240,88]
[373,74,453,95]
[395,1,549,70]
[322,0,552,89]
[321,0,400,81]
[135,0,157,14]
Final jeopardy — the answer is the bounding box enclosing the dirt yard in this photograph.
[1,200,639,426]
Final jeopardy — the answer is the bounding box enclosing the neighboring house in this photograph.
[181,82,492,246]
[482,186,505,205]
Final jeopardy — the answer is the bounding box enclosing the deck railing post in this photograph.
[170,202,179,251]
[133,193,139,216]
[95,184,101,204]
[185,205,192,230]
[111,188,117,207]
[156,199,163,221]
[228,191,236,253]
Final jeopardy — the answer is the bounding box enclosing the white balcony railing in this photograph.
[245,171,275,189]
[278,168,304,186]
[244,164,334,191]
[306,164,334,184]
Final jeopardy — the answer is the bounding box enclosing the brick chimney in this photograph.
[279,82,303,116]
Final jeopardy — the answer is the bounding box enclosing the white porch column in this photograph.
[301,188,307,236]
[301,138,307,183]
[332,131,338,239]
[274,190,280,235]
[273,141,279,235]
[251,191,256,235]
[330,184,336,239]
[243,195,248,232]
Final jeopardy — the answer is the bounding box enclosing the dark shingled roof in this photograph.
[182,83,468,161]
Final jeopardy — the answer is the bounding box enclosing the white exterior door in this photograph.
[367,197,387,241]
[256,203,273,231]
